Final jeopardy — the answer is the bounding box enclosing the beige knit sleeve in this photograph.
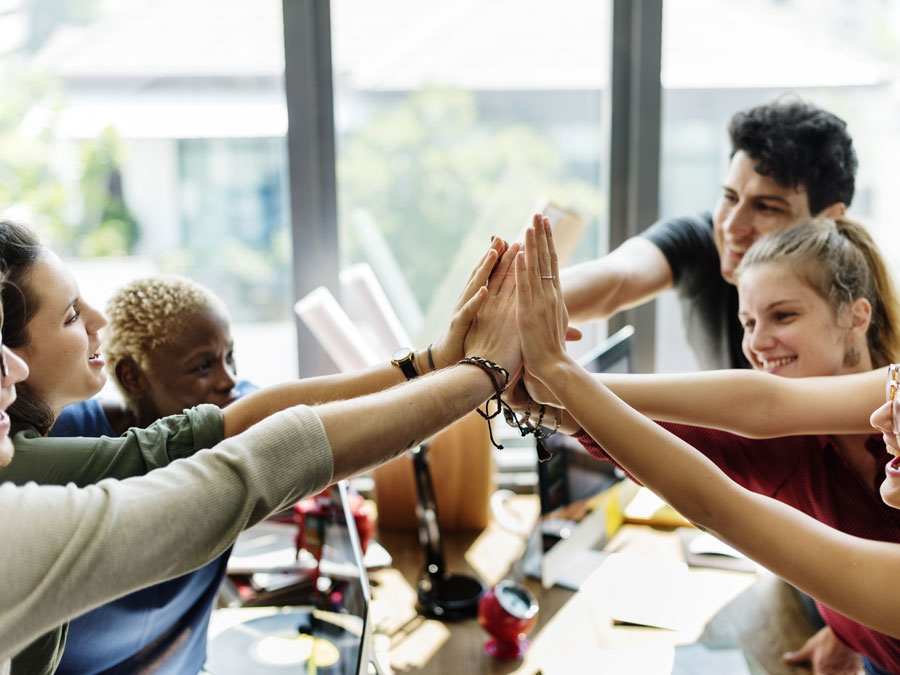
[0,404,333,661]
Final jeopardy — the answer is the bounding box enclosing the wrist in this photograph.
[412,348,428,377]
[458,355,510,394]
[528,352,578,393]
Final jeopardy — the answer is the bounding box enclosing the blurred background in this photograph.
[2,0,900,384]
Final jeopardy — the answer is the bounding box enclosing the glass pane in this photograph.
[331,0,610,356]
[658,0,900,372]
[0,0,293,387]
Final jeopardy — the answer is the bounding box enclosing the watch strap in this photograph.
[392,348,419,380]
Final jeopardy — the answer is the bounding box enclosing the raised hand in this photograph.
[515,214,574,385]
[428,237,508,371]
[463,241,522,377]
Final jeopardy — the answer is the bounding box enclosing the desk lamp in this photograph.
[411,443,486,620]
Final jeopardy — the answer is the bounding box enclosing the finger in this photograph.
[457,248,498,310]
[524,226,542,300]
[488,236,508,276]
[452,285,488,333]
[872,400,892,435]
[544,217,561,286]
[515,250,532,313]
[535,214,552,279]
[781,651,810,665]
[565,326,583,342]
[489,242,520,296]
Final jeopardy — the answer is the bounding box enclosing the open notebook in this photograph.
[206,481,375,675]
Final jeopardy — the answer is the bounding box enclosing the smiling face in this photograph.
[16,251,108,418]
[135,303,239,420]
[713,151,814,284]
[738,262,872,379]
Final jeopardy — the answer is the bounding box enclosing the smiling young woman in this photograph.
[517,215,900,675]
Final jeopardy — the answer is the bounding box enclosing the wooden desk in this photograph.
[370,497,817,674]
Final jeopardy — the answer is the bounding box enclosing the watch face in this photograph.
[495,581,538,619]
[392,347,412,362]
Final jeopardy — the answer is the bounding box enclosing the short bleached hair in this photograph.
[104,274,231,391]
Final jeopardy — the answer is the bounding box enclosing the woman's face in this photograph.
[138,303,238,419]
[869,400,900,509]
[17,250,108,416]
[737,262,871,379]
[0,344,30,467]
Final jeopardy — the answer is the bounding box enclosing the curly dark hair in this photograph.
[728,98,857,215]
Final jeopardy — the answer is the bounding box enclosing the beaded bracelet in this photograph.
[503,400,562,462]
[458,356,514,449]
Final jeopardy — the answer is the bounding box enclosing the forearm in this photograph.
[597,367,885,437]
[223,362,406,437]
[316,365,495,481]
[561,260,627,323]
[561,237,672,324]
[0,406,333,660]
[546,361,900,638]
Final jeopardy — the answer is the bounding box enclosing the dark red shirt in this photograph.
[575,424,900,672]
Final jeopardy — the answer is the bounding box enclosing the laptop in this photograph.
[206,481,375,675]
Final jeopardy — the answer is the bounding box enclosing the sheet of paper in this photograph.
[672,642,753,675]
[687,532,746,559]
[600,551,690,631]
[538,646,674,675]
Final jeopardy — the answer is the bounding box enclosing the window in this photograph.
[657,0,900,371]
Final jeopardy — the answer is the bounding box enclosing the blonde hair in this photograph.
[736,217,900,367]
[104,274,231,400]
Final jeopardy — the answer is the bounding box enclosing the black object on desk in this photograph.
[412,443,486,620]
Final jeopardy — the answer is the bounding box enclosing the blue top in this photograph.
[51,382,257,675]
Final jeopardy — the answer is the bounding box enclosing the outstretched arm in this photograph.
[223,238,509,438]
[596,367,885,438]
[517,215,900,640]
[562,236,672,324]
[0,243,522,661]
[521,351,884,439]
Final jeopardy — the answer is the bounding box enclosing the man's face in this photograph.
[712,150,813,284]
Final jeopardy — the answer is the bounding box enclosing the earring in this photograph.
[844,345,861,367]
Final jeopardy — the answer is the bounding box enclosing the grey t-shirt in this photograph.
[641,212,749,370]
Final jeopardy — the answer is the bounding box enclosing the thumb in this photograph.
[783,642,813,664]
[452,286,487,331]
[565,326,583,342]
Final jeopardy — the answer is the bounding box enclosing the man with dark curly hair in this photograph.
[562,97,857,370]
[561,99,865,674]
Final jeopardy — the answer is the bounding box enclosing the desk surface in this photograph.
[370,496,817,674]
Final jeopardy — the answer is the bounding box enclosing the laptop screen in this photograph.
[206,481,373,675]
